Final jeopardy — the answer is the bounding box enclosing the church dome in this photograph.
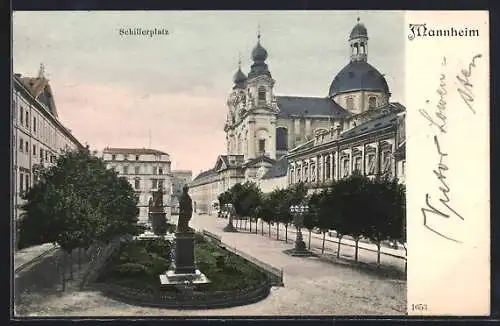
[349,21,368,40]
[251,41,268,62]
[329,61,389,98]
[233,67,247,85]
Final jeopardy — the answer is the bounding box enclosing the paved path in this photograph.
[227,218,406,271]
[15,215,406,316]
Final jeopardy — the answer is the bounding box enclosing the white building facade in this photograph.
[12,69,84,246]
[101,148,173,223]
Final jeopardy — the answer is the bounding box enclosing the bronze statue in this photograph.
[177,185,193,232]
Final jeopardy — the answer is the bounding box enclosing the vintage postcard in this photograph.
[11,10,490,317]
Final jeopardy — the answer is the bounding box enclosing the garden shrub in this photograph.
[113,262,150,277]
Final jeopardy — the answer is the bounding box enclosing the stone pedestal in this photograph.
[283,228,315,257]
[172,232,196,274]
[159,231,210,286]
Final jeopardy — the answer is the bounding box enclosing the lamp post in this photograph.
[284,204,313,256]
[223,203,237,232]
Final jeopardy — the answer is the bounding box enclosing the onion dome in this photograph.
[248,31,272,79]
[251,38,268,62]
[233,66,247,85]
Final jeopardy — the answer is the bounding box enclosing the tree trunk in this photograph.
[322,232,326,254]
[337,236,342,258]
[268,222,271,238]
[249,218,252,232]
[78,248,82,271]
[377,241,381,266]
[404,243,407,273]
[276,222,279,240]
[61,254,66,292]
[285,224,288,243]
[308,230,312,250]
[245,218,247,230]
[355,238,360,262]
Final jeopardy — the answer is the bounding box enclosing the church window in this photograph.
[276,127,288,150]
[325,156,331,179]
[258,139,266,154]
[32,144,36,156]
[159,167,163,174]
[158,179,164,189]
[26,112,29,128]
[33,117,37,133]
[368,96,377,109]
[123,166,129,174]
[135,166,140,174]
[360,43,365,54]
[20,107,24,125]
[152,179,158,189]
[258,87,266,102]
[346,97,354,110]
[19,138,23,152]
[343,158,350,177]
[134,178,140,190]
[111,154,116,160]
[354,156,362,173]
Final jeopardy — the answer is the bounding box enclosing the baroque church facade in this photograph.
[189,19,406,215]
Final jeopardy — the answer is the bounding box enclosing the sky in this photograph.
[13,11,405,176]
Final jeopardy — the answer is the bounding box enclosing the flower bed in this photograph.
[93,234,272,308]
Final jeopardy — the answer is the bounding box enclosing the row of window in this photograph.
[113,165,164,175]
[17,136,56,162]
[18,105,58,148]
[18,172,30,194]
[290,152,393,183]
[345,96,378,110]
[110,154,161,161]
[133,178,164,190]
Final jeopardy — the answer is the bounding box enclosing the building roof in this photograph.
[192,168,218,182]
[103,147,169,155]
[328,61,390,98]
[276,96,350,119]
[244,155,276,168]
[262,155,288,179]
[16,74,59,118]
[349,21,368,40]
[13,74,84,149]
[340,111,398,139]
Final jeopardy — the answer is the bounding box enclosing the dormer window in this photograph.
[368,96,377,109]
[111,154,116,160]
[346,96,354,110]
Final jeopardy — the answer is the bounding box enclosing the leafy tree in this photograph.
[304,193,320,250]
[255,192,274,237]
[19,147,141,290]
[332,173,371,262]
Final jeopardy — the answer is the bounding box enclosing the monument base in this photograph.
[223,222,238,232]
[159,269,210,286]
[283,241,315,257]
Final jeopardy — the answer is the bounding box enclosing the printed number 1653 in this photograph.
[412,304,428,311]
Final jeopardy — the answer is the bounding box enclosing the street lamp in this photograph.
[286,204,311,256]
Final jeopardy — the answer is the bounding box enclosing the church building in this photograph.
[190,19,406,214]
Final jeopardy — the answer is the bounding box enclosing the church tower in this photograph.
[243,28,278,161]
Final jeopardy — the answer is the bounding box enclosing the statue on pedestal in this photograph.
[177,185,193,233]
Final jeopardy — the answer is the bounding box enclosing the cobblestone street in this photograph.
[14,214,406,316]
